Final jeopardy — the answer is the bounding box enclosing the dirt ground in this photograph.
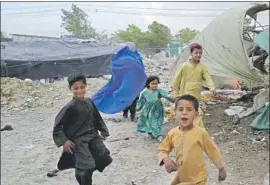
[1,76,269,185]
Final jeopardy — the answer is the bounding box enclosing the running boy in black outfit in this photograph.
[53,73,112,185]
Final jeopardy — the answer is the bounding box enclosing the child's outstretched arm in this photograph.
[158,134,177,173]
[158,89,174,103]
[201,131,227,181]
[202,65,215,92]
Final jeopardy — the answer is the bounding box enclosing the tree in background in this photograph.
[61,4,97,39]
[96,30,109,41]
[116,21,172,50]
[176,27,199,44]
[147,21,172,48]
[116,24,149,49]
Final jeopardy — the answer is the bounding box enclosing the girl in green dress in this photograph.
[136,76,174,143]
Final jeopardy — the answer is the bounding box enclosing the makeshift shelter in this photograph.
[171,2,269,89]
[253,28,269,73]
[0,40,122,80]
[255,27,269,53]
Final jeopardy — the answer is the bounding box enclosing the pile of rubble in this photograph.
[0,77,109,116]
[143,52,175,92]
[2,78,50,109]
[1,78,66,115]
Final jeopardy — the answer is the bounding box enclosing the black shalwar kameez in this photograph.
[53,98,112,185]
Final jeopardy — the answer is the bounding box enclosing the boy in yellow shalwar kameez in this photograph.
[158,95,226,185]
[172,43,215,129]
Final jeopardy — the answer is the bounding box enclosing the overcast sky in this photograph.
[1,1,269,37]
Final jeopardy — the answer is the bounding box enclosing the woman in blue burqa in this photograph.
[92,42,147,115]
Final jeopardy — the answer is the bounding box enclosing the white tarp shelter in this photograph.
[171,2,269,88]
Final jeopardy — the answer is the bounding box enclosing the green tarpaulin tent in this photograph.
[255,28,269,54]
[171,2,269,85]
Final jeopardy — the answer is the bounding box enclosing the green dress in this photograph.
[136,88,173,141]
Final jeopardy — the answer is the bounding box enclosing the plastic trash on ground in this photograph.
[165,108,175,119]
[239,88,269,119]
[251,103,270,132]
[24,78,33,83]
[224,106,245,116]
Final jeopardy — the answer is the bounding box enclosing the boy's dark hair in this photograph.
[67,73,87,88]
[190,44,202,53]
[145,75,160,88]
[175,95,199,111]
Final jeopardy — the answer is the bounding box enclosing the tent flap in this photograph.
[255,28,269,53]
[171,2,269,85]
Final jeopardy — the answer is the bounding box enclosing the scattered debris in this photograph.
[213,132,223,136]
[110,117,123,122]
[224,106,245,116]
[25,144,35,150]
[24,78,33,83]
[1,124,13,131]
[230,130,240,135]
[39,79,46,85]
[47,169,59,177]
[239,88,269,119]
[206,101,218,105]
[102,75,112,80]
[232,115,241,125]
[165,108,174,119]
[256,135,265,141]
[108,137,133,143]
[23,99,33,108]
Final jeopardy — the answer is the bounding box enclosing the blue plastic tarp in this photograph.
[92,46,147,114]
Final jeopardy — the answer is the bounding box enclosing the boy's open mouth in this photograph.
[181,118,188,122]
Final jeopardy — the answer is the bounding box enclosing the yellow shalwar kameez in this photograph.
[158,126,224,185]
[172,59,215,129]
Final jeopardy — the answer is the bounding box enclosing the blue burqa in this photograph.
[92,46,147,114]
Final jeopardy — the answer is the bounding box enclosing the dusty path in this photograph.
[1,93,268,185]
[0,100,219,185]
